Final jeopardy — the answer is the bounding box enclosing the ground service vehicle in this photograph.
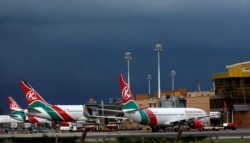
[223,122,237,130]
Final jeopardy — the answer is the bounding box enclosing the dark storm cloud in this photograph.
[1,0,250,112]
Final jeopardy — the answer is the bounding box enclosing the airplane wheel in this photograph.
[174,126,179,132]
[151,127,155,132]
[151,126,159,132]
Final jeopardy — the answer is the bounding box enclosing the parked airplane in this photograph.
[0,115,23,124]
[7,96,51,125]
[19,81,87,122]
[118,74,209,132]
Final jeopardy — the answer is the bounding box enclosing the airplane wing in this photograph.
[84,107,127,120]
[197,115,212,119]
[86,107,123,113]
[167,115,211,125]
[185,115,211,121]
[123,107,148,113]
[85,114,127,120]
[86,107,148,113]
[85,107,148,119]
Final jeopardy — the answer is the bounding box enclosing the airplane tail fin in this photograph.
[118,74,139,110]
[20,81,50,106]
[7,96,22,113]
[7,96,27,122]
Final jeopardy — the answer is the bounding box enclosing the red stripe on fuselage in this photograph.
[51,105,74,121]
[27,114,39,124]
[144,108,157,126]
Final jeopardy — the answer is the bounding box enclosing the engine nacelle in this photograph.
[189,119,203,129]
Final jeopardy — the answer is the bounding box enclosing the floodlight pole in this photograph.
[147,74,152,96]
[124,52,132,88]
[170,70,176,91]
[154,44,163,99]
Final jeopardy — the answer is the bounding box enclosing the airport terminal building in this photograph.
[211,61,250,128]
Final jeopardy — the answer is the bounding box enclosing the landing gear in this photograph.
[150,126,167,132]
[173,121,192,132]
[151,126,159,132]
[173,126,180,132]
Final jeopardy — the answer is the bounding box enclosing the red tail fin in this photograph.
[20,81,50,106]
[7,96,22,113]
[119,74,135,104]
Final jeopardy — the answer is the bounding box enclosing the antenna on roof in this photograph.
[196,80,201,91]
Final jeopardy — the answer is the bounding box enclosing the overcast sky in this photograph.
[0,0,250,113]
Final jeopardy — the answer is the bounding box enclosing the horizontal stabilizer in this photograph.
[9,114,19,118]
[10,108,25,112]
[28,108,41,113]
[123,107,148,113]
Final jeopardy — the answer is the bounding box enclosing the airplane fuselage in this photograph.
[0,115,23,123]
[123,108,209,126]
[28,105,87,122]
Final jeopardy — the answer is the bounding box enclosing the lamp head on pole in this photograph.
[124,52,132,60]
[154,44,163,52]
[147,74,152,80]
[170,70,176,77]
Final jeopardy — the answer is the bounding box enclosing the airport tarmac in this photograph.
[0,129,250,139]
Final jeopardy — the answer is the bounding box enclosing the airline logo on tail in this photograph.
[20,81,49,106]
[10,102,18,110]
[9,101,20,112]
[7,96,22,112]
[20,81,76,122]
[121,84,132,101]
[26,91,37,101]
[7,96,29,122]
[119,74,157,126]
[119,74,138,110]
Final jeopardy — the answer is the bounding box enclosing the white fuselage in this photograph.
[123,107,209,126]
[27,105,87,122]
[0,115,23,123]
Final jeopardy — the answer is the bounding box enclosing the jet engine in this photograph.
[188,119,203,129]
